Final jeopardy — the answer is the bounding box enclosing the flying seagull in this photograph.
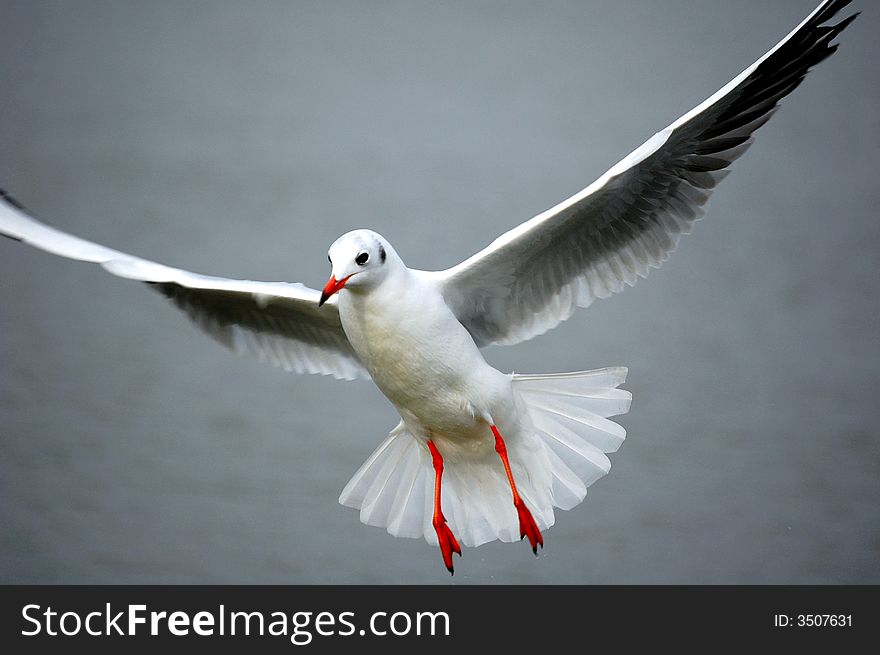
[0,0,857,573]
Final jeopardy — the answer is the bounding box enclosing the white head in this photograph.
[319,229,399,306]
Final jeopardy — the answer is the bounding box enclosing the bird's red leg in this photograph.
[490,424,543,554]
[427,439,461,574]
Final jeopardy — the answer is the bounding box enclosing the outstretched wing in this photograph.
[434,0,857,347]
[0,192,367,380]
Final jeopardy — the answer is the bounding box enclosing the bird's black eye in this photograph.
[328,255,332,264]
[355,251,369,266]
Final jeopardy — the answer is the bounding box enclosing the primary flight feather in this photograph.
[0,0,857,573]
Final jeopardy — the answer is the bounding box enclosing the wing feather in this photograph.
[434,0,857,347]
[0,193,366,380]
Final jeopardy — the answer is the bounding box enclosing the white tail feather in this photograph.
[338,367,631,547]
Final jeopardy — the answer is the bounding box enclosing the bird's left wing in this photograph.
[433,0,857,347]
[0,192,367,380]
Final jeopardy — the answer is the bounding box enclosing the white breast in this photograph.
[338,269,511,438]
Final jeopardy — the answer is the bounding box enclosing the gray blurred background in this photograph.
[0,0,877,584]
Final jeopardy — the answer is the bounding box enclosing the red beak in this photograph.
[318,274,353,307]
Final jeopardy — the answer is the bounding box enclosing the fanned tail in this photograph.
[338,423,434,540]
[338,367,631,547]
[512,367,631,510]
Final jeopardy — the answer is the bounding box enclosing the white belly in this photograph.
[338,275,513,440]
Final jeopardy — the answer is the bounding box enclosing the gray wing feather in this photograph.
[0,194,366,380]
[435,0,857,347]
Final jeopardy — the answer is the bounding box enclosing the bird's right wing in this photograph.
[0,191,367,380]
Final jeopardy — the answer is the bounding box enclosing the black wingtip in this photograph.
[814,0,853,26]
[0,188,27,212]
[0,188,25,241]
[820,1,859,38]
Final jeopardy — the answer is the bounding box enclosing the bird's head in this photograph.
[319,229,396,306]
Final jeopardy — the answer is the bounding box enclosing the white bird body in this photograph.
[0,0,857,573]
[337,252,511,446]
[318,230,628,559]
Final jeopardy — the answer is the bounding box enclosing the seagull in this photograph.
[0,0,857,574]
